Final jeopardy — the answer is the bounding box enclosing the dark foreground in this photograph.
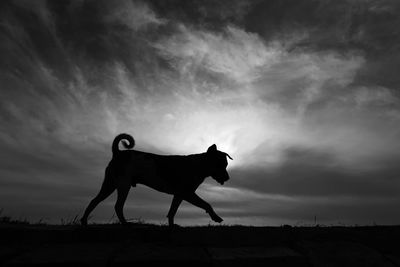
[1,224,400,267]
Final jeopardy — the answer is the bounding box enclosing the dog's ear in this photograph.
[207,144,217,153]
[225,153,233,160]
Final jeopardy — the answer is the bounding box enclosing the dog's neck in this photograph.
[191,152,215,179]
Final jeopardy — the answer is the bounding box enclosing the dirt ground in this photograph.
[1,224,400,266]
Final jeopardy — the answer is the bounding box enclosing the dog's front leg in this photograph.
[183,193,223,223]
[167,195,182,227]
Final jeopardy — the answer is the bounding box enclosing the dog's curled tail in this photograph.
[112,133,135,155]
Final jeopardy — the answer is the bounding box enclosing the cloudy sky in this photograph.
[1,0,400,226]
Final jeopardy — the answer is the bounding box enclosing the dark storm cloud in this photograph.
[244,0,400,93]
[45,0,166,76]
[230,146,400,198]
[148,0,253,29]
[244,0,400,51]
[1,0,400,225]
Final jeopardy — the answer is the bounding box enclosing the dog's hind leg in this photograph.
[183,193,223,223]
[81,168,116,225]
[167,195,183,227]
[115,180,131,224]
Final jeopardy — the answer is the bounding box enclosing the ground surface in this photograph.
[1,224,400,266]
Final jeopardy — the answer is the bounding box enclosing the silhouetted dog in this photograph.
[81,133,232,226]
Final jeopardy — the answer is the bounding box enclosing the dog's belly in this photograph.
[130,156,174,194]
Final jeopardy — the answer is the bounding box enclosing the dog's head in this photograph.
[206,144,232,185]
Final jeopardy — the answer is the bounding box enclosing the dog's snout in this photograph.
[224,171,230,181]
[215,170,229,185]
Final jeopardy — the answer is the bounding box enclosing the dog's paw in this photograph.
[168,223,181,228]
[80,218,88,226]
[214,217,223,223]
[210,214,223,223]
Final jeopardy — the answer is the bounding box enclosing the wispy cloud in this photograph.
[155,25,282,83]
[105,0,166,31]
